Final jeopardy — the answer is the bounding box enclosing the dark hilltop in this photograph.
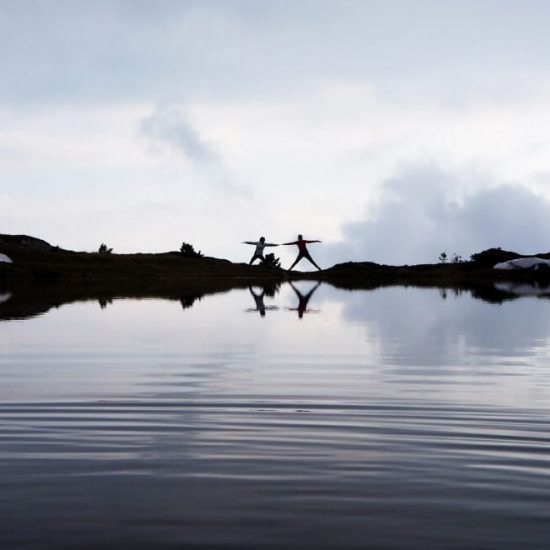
[1,234,550,319]
[1,233,549,290]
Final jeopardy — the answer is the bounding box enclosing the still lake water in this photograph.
[1,282,550,548]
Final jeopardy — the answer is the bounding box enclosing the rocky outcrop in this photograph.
[0,234,55,251]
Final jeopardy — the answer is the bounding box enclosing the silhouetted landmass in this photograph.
[1,233,550,290]
[1,235,550,318]
[469,247,522,266]
[0,234,282,286]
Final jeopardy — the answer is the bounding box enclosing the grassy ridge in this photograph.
[1,234,549,288]
[0,234,280,285]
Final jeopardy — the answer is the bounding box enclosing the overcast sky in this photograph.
[2,0,550,267]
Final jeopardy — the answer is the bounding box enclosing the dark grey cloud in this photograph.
[140,104,252,197]
[141,105,219,164]
[320,167,550,266]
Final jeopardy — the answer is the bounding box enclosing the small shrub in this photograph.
[180,242,203,258]
[98,243,113,254]
[438,252,447,263]
[263,253,281,269]
[451,253,463,263]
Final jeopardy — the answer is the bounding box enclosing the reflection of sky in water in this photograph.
[330,285,550,359]
[322,285,550,408]
[296,283,550,411]
[2,284,550,548]
[1,283,550,410]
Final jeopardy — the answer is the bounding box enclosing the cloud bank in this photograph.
[320,166,550,266]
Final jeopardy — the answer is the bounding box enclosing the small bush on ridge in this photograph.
[180,242,203,258]
[98,243,113,254]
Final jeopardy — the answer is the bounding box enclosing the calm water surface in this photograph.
[1,282,550,548]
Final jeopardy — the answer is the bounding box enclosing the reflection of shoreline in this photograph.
[0,279,274,321]
[3,276,550,321]
[330,279,550,305]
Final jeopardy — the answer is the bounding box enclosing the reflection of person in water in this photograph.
[246,285,279,317]
[243,237,279,265]
[287,281,321,319]
[283,234,322,271]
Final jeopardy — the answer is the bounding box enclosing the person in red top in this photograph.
[283,234,322,271]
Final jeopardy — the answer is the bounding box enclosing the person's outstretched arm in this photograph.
[265,243,279,247]
[243,241,258,245]
[282,241,298,246]
[304,240,321,244]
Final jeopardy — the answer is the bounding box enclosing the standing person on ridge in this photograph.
[243,237,279,265]
[283,234,322,271]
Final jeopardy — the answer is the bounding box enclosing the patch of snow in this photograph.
[0,253,13,263]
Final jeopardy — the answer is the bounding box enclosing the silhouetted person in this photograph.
[246,285,278,317]
[243,236,279,265]
[287,281,321,319]
[283,234,322,271]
